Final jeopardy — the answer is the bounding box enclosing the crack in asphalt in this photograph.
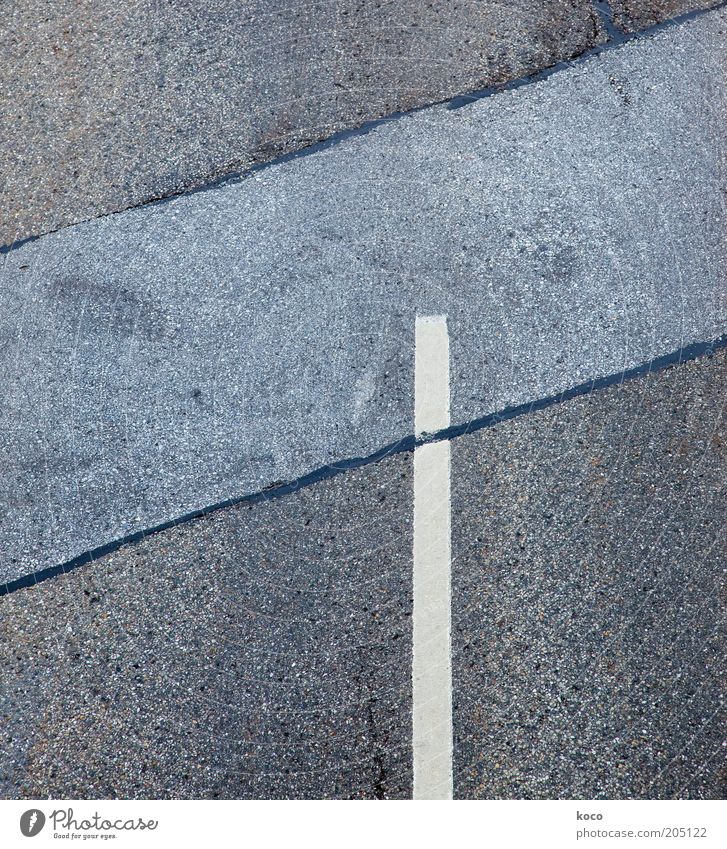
[446,0,726,107]
[591,1,623,42]
[2,332,725,599]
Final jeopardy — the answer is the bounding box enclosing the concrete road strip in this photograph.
[413,316,453,800]
[2,11,725,582]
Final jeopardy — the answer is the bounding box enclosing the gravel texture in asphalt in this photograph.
[0,453,412,799]
[452,349,727,799]
[2,10,725,583]
[1,0,605,244]
[609,0,724,31]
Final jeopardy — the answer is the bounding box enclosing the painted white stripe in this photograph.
[414,316,450,436]
[413,315,453,800]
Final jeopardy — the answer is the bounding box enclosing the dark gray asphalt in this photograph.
[1,0,604,245]
[452,350,726,799]
[2,11,725,583]
[609,0,723,31]
[0,453,412,799]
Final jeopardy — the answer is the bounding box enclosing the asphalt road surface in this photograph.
[1,0,725,801]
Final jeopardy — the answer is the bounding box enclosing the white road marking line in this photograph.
[413,315,453,800]
[414,316,450,436]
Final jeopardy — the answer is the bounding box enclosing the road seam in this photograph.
[2,0,726,254]
[2,333,725,598]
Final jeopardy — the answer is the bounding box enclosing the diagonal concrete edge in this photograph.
[1,0,606,245]
[2,333,725,597]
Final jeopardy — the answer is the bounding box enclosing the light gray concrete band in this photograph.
[1,11,725,581]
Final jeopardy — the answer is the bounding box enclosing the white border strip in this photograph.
[413,315,453,800]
